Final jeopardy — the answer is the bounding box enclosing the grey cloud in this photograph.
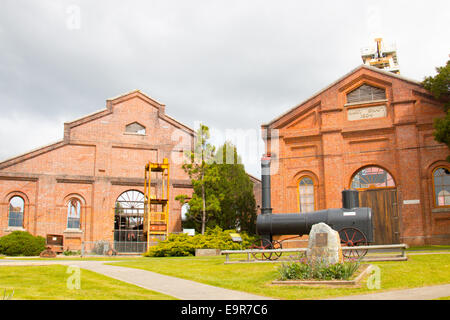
[0,0,449,176]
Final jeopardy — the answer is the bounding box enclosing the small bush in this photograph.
[144,226,257,257]
[0,231,46,256]
[63,250,81,256]
[277,259,361,281]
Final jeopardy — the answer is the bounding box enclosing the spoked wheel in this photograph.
[250,238,273,261]
[339,227,368,259]
[270,240,283,261]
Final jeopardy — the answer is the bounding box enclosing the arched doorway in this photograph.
[114,190,146,253]
[350,166,399,244]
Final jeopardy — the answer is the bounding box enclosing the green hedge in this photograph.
[0,231,46,256]
[144,226,257,257]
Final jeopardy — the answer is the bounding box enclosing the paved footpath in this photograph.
[327,284,450,300]
[0,260,273,300]
[1,259,449,300]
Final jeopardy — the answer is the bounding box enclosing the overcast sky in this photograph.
[0,0,449,177]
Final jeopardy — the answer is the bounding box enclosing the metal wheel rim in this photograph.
[251,238,273,261]
[270,240,283,260]
[339,227,368,259]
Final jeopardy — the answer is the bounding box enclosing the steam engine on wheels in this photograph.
[252,155,374,260]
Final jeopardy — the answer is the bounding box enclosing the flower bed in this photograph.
[273,258,373,287]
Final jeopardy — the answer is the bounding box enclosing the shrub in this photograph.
[277,259,361,281]
[144,226,257,257]
[63,250,81,256]
[0,231,46,256]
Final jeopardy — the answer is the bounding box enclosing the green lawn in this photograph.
[0,265,176,300]
[110,253,450,300]
[407,245,450,252]
[2,256,143,261]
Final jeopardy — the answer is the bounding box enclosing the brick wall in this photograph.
[0,91,195,250]
[263,65,450,246]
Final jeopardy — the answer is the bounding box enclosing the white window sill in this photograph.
[63,228,83,234]
[5,227,26,232]
[344,99,388,107]
[432,207,450,213]
[123,132,146,136]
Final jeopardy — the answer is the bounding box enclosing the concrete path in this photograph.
[1,259,449,300]
[327,284,450,300]
[0,260,273,300]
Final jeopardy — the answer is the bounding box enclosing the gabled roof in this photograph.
[65,89,194,135]
[0,90,194,169]
[262,64,424,128]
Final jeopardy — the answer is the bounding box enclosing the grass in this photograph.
[0,265,176,300]
[407,245,450,252]
[110,253,450,300]
[2,256,143,261]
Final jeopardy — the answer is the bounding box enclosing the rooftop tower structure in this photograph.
[361,38,400,74]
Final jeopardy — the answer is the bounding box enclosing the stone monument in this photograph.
[306,223,343,266]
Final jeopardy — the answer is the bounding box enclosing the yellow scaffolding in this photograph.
[144,158,170,249]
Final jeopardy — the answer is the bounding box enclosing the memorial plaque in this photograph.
[347,105,386,121]
[316,233,328,247]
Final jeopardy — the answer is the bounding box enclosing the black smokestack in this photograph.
[261,154,272,214]
[342,189,359,209]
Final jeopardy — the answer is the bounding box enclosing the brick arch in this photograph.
[292,170,319,212]
[62,193,86,206]
[428,160,450,208]
[348,164,397,190]
[426,160,450,177]
[3,190,30,204]
[291,170,319,186]
[4,191,29,229]
[61,193,86,230]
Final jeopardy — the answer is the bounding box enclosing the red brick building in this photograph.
[262,65,449,246]
[0,90,196,252]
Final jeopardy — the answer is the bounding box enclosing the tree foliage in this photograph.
[423,60,450,156]
[144,226,257,257]
[176,125,257,234]
[177,124,219,234]
[209,141,257,233]
[423,60,450,111]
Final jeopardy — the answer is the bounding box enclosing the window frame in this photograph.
[8,195,25,228]
[66,198,82,230]
[432,166,450,208]
[124,122,146,135]
[346,84,387,105]
[297,176,316,213]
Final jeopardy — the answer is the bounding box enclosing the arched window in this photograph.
[114,190,145,243]
[299,177,315,213]
[181,203,190,221]
[67,198,81,229]
[9,196,24,227]
[351,166,395,189]
[433,167,450,206]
